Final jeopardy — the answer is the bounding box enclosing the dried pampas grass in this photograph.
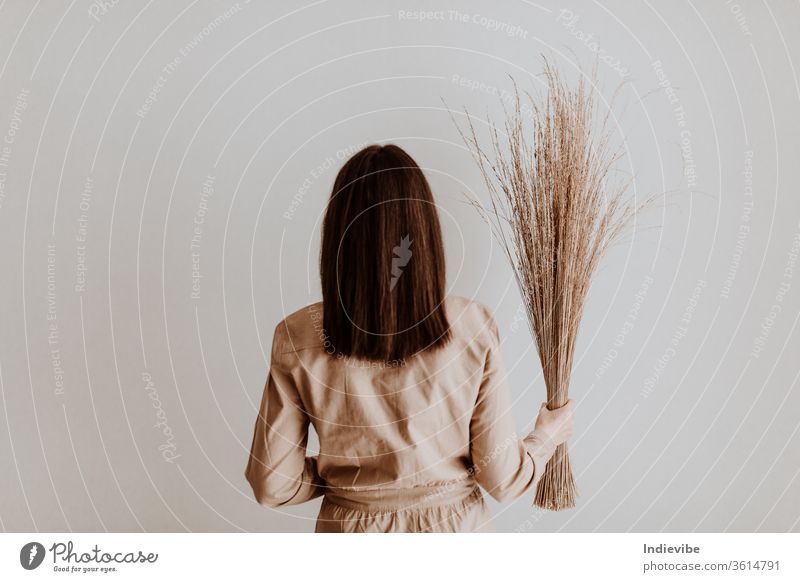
[455,58,655,510]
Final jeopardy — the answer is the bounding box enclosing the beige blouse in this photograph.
[245,295,555,532]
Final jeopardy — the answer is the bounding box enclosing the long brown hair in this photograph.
[320,144,451,361]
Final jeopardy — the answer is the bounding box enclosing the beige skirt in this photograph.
[314,480,495,533]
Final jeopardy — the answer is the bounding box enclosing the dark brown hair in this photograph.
[320,144,451,361]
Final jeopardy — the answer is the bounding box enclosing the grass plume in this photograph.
[454,58,657,510]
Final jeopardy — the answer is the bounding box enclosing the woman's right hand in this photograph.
[533,399,575,446]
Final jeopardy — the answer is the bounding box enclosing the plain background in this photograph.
[0,0,798,532]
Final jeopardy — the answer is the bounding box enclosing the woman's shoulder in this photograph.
[445,295,500,343]
[445,294,495,320]
[272,301,325,354]
[271,296,499,355]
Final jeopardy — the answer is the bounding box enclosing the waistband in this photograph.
[324,479,480,513]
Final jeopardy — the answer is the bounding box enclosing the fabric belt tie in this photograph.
[323,479,480,513]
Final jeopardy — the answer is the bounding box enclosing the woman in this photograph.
[245,144,574,532]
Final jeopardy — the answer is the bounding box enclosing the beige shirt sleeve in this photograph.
[468,310,557,502]
[244,324,325,507]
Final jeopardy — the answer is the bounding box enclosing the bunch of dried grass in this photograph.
[455,58,653,510]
